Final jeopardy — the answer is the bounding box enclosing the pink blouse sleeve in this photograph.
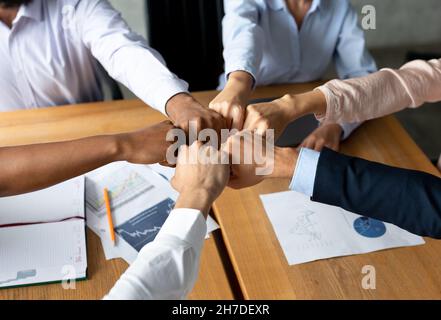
[316,59,441,124]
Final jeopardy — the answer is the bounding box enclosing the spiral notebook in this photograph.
[0,177,87,289]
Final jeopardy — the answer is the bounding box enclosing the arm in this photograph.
[105,142,230,300]
[289,148,441,238]
[222,0,264,86]
[317,58,441,124]
[224,132,441,238]
[0,121,173,197]
[76,0,225,134]
[311,148,441,238]
[76,0,187,115]
[209,0,264,130]
[244,59,441,134]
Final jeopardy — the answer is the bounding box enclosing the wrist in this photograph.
[294,90,327,117]
[275,94,300,122]
[226,71,254,94]
[114,132,139,162]
[175,188,214,217]
[270,147,298,179]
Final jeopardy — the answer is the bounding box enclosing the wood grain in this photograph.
[212,106,441,299]
[0,96,237,300]
[1,82,438,300]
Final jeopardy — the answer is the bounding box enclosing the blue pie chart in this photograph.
[353,217,386,238]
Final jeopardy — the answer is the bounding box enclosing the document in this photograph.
[85,162,219,264]
[260,191,425,265]
[0,177,87,288]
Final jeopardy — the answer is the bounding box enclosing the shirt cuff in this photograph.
[340,122,362,140]
[150,78,189,116]
[155,208,207,251]
[224,62,257,88]
[289,148,320,197]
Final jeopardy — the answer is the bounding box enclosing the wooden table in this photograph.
[0,98,236,300]
[0,83,439,299]
[211,85,441,299]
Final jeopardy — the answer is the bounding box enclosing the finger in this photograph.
[314,140,326,152]
[303,139,316,150]
[170,177,177,190]
[324,141,339,151]
[243,107,255,130]
[177,144,190,164]
[255,120,269,136]
[231,106,245,131]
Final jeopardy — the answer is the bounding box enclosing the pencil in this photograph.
[103,188,116,246]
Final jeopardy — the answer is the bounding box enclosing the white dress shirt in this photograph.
[0,0,188,113]
[104,208,207,300]
[220,0,377,139]
[220,0,377,88]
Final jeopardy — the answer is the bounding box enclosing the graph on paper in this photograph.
[115,198,175,251]
[86,167,154,217]
[289,210,322,241]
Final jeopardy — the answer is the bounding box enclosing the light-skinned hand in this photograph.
[172,141,230,215]
[222,130,298,189]
[209,71,254,130]
[299,123,342,152]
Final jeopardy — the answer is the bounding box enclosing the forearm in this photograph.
[0,135,124,196]
[316,59,441,124]
[222,1,263,81]
[275,91,328,124]
[313,149,441,238]
[105,209,207,300]
[78,0,188,115]
[269,147,298,179]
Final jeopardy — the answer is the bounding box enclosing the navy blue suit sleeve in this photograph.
[312,148,441,238]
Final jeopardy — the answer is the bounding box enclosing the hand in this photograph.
[243,94,298,139]
[299,123,342,151]
[243,90,329,139]
[172,141,230,215]
[222,131,298,189]
[209,71,254,130]
[166,93,227,140]
[118,121,174,164]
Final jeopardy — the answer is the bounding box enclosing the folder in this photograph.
[0,177,87,289]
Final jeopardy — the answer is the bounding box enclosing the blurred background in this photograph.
[108,0,441,163]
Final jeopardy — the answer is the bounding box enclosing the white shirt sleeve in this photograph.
[289,148,320,197]
[75,0,189,114]
[104,208,207,300]
[222,0,264,84]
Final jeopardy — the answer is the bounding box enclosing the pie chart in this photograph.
[353,217,386,238]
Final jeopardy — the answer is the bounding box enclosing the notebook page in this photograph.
[0,219,87,288]
[0,176,84,225]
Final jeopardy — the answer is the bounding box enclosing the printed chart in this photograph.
[115,198,175,252]
[86,167,154,217]
[353,217,387,238]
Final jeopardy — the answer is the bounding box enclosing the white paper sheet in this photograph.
[0,220,87,288]
[0,176,84,225]
[260,191,425,265]
[86,162,220,264]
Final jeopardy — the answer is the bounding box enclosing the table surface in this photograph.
[211,86,441,299]
[0,93,241,300]
[0,82,439,299]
